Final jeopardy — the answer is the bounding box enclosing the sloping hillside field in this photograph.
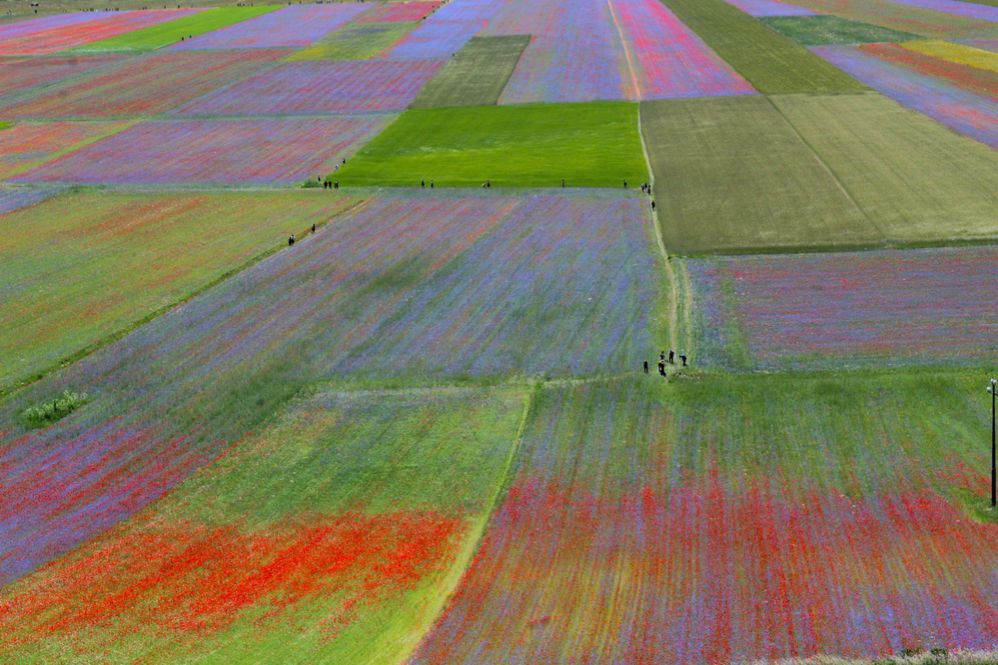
[0,0,995,663]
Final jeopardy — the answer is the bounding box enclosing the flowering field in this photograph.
[724,0,815,17]
[861,42,998,97]
[173,60,443,116]
[785,0,998,40]
[410,35,530,107]
[813,45,998,148]
[0,186,62,216]
[0,386,527,663]
[0,191,661,584]
[880,0,998,23]
[762,15,922,45]
[412,376,998,663]
[0,54,124,99]
[356,0,443,23]
[905,39,998,71]
[15,116,391,184]
[169,4,369,50]
[486,0,627,103]
[611,0,756,99]
[0,190,362,390]
[0,121,130,178]
[0,10,116,41]
[0,9,200,56]
[387,19,490,59]
[687,246,998,370]
[0,50,288,118]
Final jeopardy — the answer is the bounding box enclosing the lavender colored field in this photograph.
[889,0,998,23]
[356,0,443,23]
[688,246,998,370]
[724,0,816,17]
[0,121,130,179]
[174,60,443,116]
[0,50,288,119]
[487,0,627,103]
[0,9,199,56]
[169,4,369,50]
[14,117,391,185]
[787,0,998,40]
[0,187,62,216]
[0,191,662,584]
[611,0,755,99]
[814,45,998,149]
[387,19,489,59]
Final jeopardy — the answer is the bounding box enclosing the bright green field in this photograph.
[641,96,877,255]
[70,5,278,52]
[771,94,998,242]
[410,35,531,108]
[0,385,529,664]
[334,102,648,187]
[654,0,867,93]
[287,21,416,61]
[0,190,362,393]
[761,15,922,45]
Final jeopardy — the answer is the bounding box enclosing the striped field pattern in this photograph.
[173,60,444,116]
[887,0,998,23]
[0,187,63,216]
[356,0,444,23]
[13,117,392,185]
[904,39,998,72]
[387,0,502,59]
[0,9,201,56]
[0,50,289,119]
[813,45,997,149]
[785,0,998,40]
[860,42,998,97]
[0,11,117,41]
[169,4,370,50]
[687,246,998,371]
[0,121,131,179]
[412,377,998,664]
[611,0,756,99]
[0,191,661,586]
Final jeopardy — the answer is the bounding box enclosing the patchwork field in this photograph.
[0,386,528,663]
[0,1,995,663]
[412,376,998,663]
[688,246,998,370]
[410,35,530,108]
[0,190,362,391]
[335,102,648,187]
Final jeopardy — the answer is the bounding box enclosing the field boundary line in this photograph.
[394,381,540,664]
[0,196,370,403]
[763,95,888,242]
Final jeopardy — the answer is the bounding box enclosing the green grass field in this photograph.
[287,21,417,61]
[761,15,922,45]
[771,94,998,242]
[410,35,530,108]
[641,96,877,255]
[653,0,867,93]
[69,6,278,52]
[334,102,648,187]
[0,190,362,392]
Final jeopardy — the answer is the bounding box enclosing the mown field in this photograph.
[0,0,995,663]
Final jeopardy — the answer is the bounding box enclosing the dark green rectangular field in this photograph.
[333,102,648,188]
[641,96,878,255]
[761,15,922,45]
[410,35,531,108]
[654,0,867,93]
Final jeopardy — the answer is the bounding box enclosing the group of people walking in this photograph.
[644,349,687,377]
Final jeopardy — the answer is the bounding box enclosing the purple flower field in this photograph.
[387,19,489,59]
[688,246,998,370]
[13,117,392,185]
[723,0,816,16]
[0,187,62,216]
[488,0,627,103]
[813,45,998,149]
[0,190,661,585]
[169,4,370,50]
[888,0,998,23]
[173,60,444,116]
[612,0,755,99]
[0,11,115,41]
